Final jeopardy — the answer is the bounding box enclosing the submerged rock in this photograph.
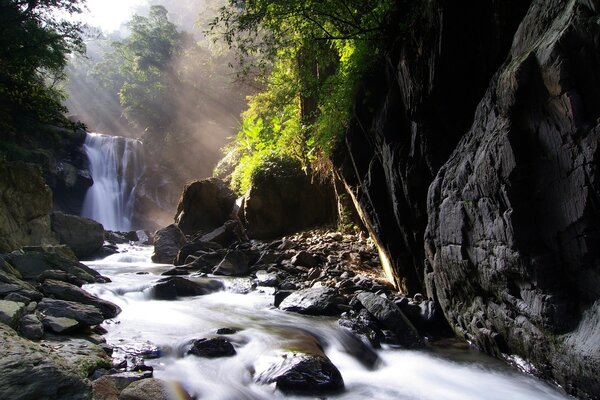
[279,287,341,316]
[188,337,236,358]
[151,277,223,300]
[151,224,187,264]
[256,352,344,395]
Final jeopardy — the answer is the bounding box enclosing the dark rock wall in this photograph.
[333,0,530,292]
[425,1,600,397]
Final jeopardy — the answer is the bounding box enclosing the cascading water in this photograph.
[81,133,145,231]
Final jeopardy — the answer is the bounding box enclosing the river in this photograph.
[84,245,572,400]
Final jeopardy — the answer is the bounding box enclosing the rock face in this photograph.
[0,161,57,253]
[0,323,92,400]
[332,0,531,293]
[50,212,104,259]
[174,178,236,235]
[424,1,600,398]
[242,164,336,240]
[151,224,187,264]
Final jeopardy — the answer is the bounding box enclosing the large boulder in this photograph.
[37,298,104,327]
[0,323,92,400]
[0,161,57,253]
[150,277,224,300]
[425,1,600,398]
[40,279,120,318]
[279,287,341,316]
[174,177,236,235]
[241,158,336,239]
[50,212,104,259]
[151,224,187,264]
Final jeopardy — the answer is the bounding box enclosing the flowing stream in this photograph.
[81,133,145,231]
[84,246,573,400]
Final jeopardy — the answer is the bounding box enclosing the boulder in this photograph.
[279,287,341,316]
[0,323,92,400]
[255,270,280,287]
[151,224,187,264]
[198,220,243,247]
[40,279,121,318]
[50,212,104,259]
[291,251,318,268]
[6,249,104,283]
[0,299,27,328]
[19,314,44,340]
[42,316,79,334]
[119,378,191,400]
[256,352,343,395]
[150,277,223,300]
[174,177,237,235]
[356,292,422,348]
[37,298,104,327]
[97,371,153,392]
[241,159,336,239]
[174,240,222,266]
[212,250,250,276]
[188,337,236,358]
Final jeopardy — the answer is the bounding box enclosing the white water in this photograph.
[81,133,144,231]
[85,246,573,400]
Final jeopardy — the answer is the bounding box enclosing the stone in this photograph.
[92,376,119,400]
[188,337,236,358]
[241,160,336,239]
[6,249,103,283]
[174,240,222,266]
[37,298,104,327]
[40,279,121,318]
[119,378,192,400]
[174,177,237,235]
[255,270,280,287]
[101,371,153,392]
[198,220,242,247]
[42,315,80,333]
[0,161,57,254]
[291,251,318,268]
[50,212,104,259]
[38,269,86,287]
[279,287,341,316]
[151,277,223,300]
[338,308,383,348]
[0,323,92,400]
[151,224,187,264]
[19,313,44,340]
[0,299,26,328]
[256,352,343,395]
[212,250,250,276]
[357,292,422,348]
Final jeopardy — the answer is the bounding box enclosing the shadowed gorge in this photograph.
[0,0,598,399]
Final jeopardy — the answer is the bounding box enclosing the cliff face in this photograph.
[333,0,531,292]
[335,0,600,397]
[426,0,600,397]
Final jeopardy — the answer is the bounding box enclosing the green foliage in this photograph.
[0,0,85,136]
[230,150,301,195]
[211,0,409,191]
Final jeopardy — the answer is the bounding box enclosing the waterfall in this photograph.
[81,133,145,231]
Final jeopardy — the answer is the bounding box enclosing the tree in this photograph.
[0,0,85,136]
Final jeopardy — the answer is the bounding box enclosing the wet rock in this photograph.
[198,220,242,247]
[42,315,79,334]
[151,224,187,264]
[119,378,192,400]
[37,298,104,327]
[212,250,250,276]
[99,370,153,392]
[357,292,422,348]
[256,352,343,395]
[274,290,294,307]
[4,292,31,304]
[174,240,222,266]
[151,277,223,300]
[0,323,92,400]
[175,177,237,236]
[291,251,318,268]
[279,287,341,316]
[338,308,383,348]
[188,337,236,358]
[38,269,86,287]
[160,267,190,276]
[92,376,119,400]
[186,251,227,272]
[336,329,380,369]
[40,279,121,318]
[50,212,104,259]
[216,327,239,335]
[0,299,26,328]
[255,270,280,287]
[6,249,104,284]
[19,314,44,340]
